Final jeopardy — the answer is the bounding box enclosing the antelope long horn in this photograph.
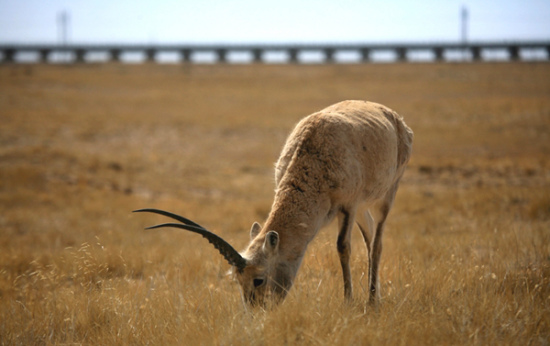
[133,208,203,228]
[133,209,247,271]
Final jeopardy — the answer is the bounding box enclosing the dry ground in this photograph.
[0,62,549,345]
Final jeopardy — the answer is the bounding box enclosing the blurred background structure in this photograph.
[0,0,549,63]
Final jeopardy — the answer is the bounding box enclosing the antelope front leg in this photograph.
[337,208,355,301]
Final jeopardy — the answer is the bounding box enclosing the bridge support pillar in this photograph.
[217,49,227,63]
[3,49,15,63]
[508,46,520,61]
[145,49,156,63]
[325,49,334,63]
[75,49,86,63]
[252,49,262,63]
[360,48,370,63]
[180,49,191,63]
[39,49,50,63]
[396,48,407,62]
[288,49,298,63]
[111,49,121,62]
[471,46,482,61]
[434,47,444,62]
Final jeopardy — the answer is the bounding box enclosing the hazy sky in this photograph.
[1,0,549,44]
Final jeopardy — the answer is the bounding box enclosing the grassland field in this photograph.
[0,62,549,345]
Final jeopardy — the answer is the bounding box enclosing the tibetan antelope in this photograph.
[135,100,413,306]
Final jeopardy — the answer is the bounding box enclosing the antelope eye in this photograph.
[253,278,265,288]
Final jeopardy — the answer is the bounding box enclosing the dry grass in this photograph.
[1,62,549,345]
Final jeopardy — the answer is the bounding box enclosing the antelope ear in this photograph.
[250,222,262,240]
[263,231,279,254]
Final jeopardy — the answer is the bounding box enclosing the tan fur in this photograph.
[236,100,413,306]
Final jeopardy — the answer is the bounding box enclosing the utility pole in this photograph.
[461,5,468,61]
[461,5,468,44]
[57,10,70,62]
[58,10,69,46]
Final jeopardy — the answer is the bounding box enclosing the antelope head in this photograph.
[133,209,293,307]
